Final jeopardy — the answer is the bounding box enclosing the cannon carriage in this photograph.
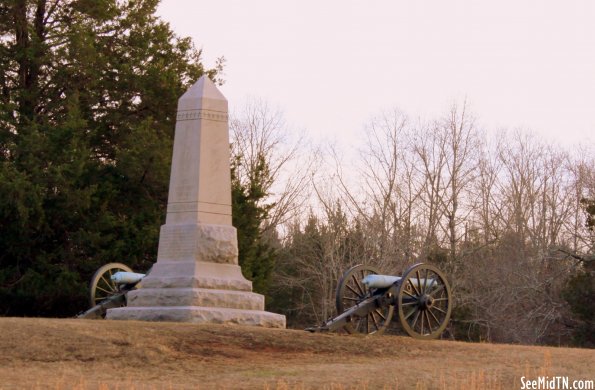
[307,263,452,339]
[77,263,146,319]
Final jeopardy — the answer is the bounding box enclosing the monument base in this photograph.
[107,306,285,328]
[105,223,286,329]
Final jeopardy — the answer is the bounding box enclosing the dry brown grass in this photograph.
[0,318,592,389]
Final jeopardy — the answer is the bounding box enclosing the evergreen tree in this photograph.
[231,153,276,295]
[582,197,595,232]
[0,0,222,316]
[561,197,595,347]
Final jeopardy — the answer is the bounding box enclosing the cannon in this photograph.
[306,263,452,339]
[77,263,146,319]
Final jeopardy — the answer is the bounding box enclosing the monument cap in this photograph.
[177,75,227,113]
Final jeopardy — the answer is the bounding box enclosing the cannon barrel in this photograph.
[362,274,401,289]
[361,274,437,289]
[110,271,145,284]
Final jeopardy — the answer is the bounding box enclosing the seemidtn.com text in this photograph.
[521,377,594,390]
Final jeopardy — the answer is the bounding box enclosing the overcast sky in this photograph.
[157,0,595,148]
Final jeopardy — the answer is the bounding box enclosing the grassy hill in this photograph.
[0,318,592,389]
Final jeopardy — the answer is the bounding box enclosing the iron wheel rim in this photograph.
[89,262,133,312]
[397,263,452,339]
[336,264,394,335]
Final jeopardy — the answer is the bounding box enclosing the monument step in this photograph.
[140,275,253,291]
[126,288,264,311]
[106,306,286,328]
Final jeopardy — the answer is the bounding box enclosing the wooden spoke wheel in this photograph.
[89,263,133,310]
[336,264,394,335]
[397,263,452,339]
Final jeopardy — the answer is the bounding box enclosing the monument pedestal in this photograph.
[108,223,285,327]
[106,76,285,328]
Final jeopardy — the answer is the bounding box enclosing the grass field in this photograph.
[0,318,593,389]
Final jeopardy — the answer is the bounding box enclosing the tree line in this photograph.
[261,107,594,347]
[1,0,592,348]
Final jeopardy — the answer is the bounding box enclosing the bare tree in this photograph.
[411,120,448,256]
[230,97,313,233]
[494,131,571,251]
[471,134,503,245]
[437,102,481,264]
[272,199,365,325]
[332,108,426,271]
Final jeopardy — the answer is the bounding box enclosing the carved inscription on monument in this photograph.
[173,183,195,200]
[176,109,228,122]
[157,227,196,261]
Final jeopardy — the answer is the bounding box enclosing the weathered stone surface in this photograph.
[108,307,286,328]
[139,275,253,291]
[139,260,253,291]
[156,224,238,264]
[126,288,264,310]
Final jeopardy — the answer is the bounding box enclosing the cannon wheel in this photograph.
[397,263,452,339]
[89,263,133,309]
[336,264,394,335]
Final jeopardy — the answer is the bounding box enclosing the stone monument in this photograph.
[107,76,286,328]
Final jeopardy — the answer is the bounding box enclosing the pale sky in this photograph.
[157,0,595,148]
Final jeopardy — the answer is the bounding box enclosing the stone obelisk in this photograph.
[107,76,286,328]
